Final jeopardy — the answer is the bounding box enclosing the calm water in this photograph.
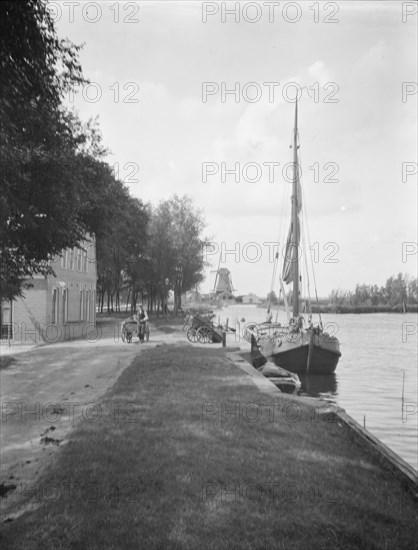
[217,305,418,471]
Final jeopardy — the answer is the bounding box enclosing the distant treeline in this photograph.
[324,273,417,313]
[311,304,418,314]
[265,273,418,314]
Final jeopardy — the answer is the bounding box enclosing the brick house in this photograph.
[1,236,97,344]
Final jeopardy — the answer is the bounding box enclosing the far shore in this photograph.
[256,303,418,314]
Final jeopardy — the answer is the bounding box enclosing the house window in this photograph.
[62,289,68,322]
[79,290,84,321]
[1,300,13,340]
[77,248,82,271]
[69,248,74,270]
[52,288,59,323]
[86,290,90,321]
[83,249,88,272]
[92,290,96,319]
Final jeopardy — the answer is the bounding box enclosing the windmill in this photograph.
[211,262,235,301]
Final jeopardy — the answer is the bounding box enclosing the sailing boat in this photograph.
[250,101,341,374]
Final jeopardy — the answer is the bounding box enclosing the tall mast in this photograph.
[292,100,299,318]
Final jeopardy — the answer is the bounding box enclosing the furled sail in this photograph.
[282,217,300,284]
[282,158,302,284]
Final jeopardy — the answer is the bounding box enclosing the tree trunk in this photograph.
[149,285,154,313]
[126,286,131,312]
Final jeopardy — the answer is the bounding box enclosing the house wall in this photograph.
[242,294,261,305]
[12,278,48,343]
[7,237,97,344]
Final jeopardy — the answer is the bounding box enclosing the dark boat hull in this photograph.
[269,342,340,374]
[255,329,341,375]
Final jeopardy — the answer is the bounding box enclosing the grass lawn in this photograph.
[1,344,416,549]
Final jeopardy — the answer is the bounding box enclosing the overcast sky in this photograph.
[54,0,417,297]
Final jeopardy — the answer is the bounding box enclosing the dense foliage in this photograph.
[96,195,206,315]
[329,273,417,311]
[0,0,95,298]
[0,2,206,311]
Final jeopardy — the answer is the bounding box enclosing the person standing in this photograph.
[137,304,149,342]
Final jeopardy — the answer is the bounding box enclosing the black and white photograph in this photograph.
[1,1,417,548]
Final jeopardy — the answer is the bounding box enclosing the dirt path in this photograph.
[0,320,181,519]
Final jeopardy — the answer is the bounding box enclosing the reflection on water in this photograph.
[298,373,338,401]
[222,305,418,471]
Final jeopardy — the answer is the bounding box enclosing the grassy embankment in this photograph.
[1,344,416,549]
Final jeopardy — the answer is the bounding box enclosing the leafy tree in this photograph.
[146,201,176,313]
[267,290,278,305]
[352,284,371,306]
[329,288,350,307]
[384,273,408,307]
[146,196,206,313]
[407,277,417,304]
[166,196,206,312]
[95,180,149,314]
[0,0,104,300]
[369,284,382,306]
[113,194,149,312]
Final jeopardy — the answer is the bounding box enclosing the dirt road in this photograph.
[0,319,180,519]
